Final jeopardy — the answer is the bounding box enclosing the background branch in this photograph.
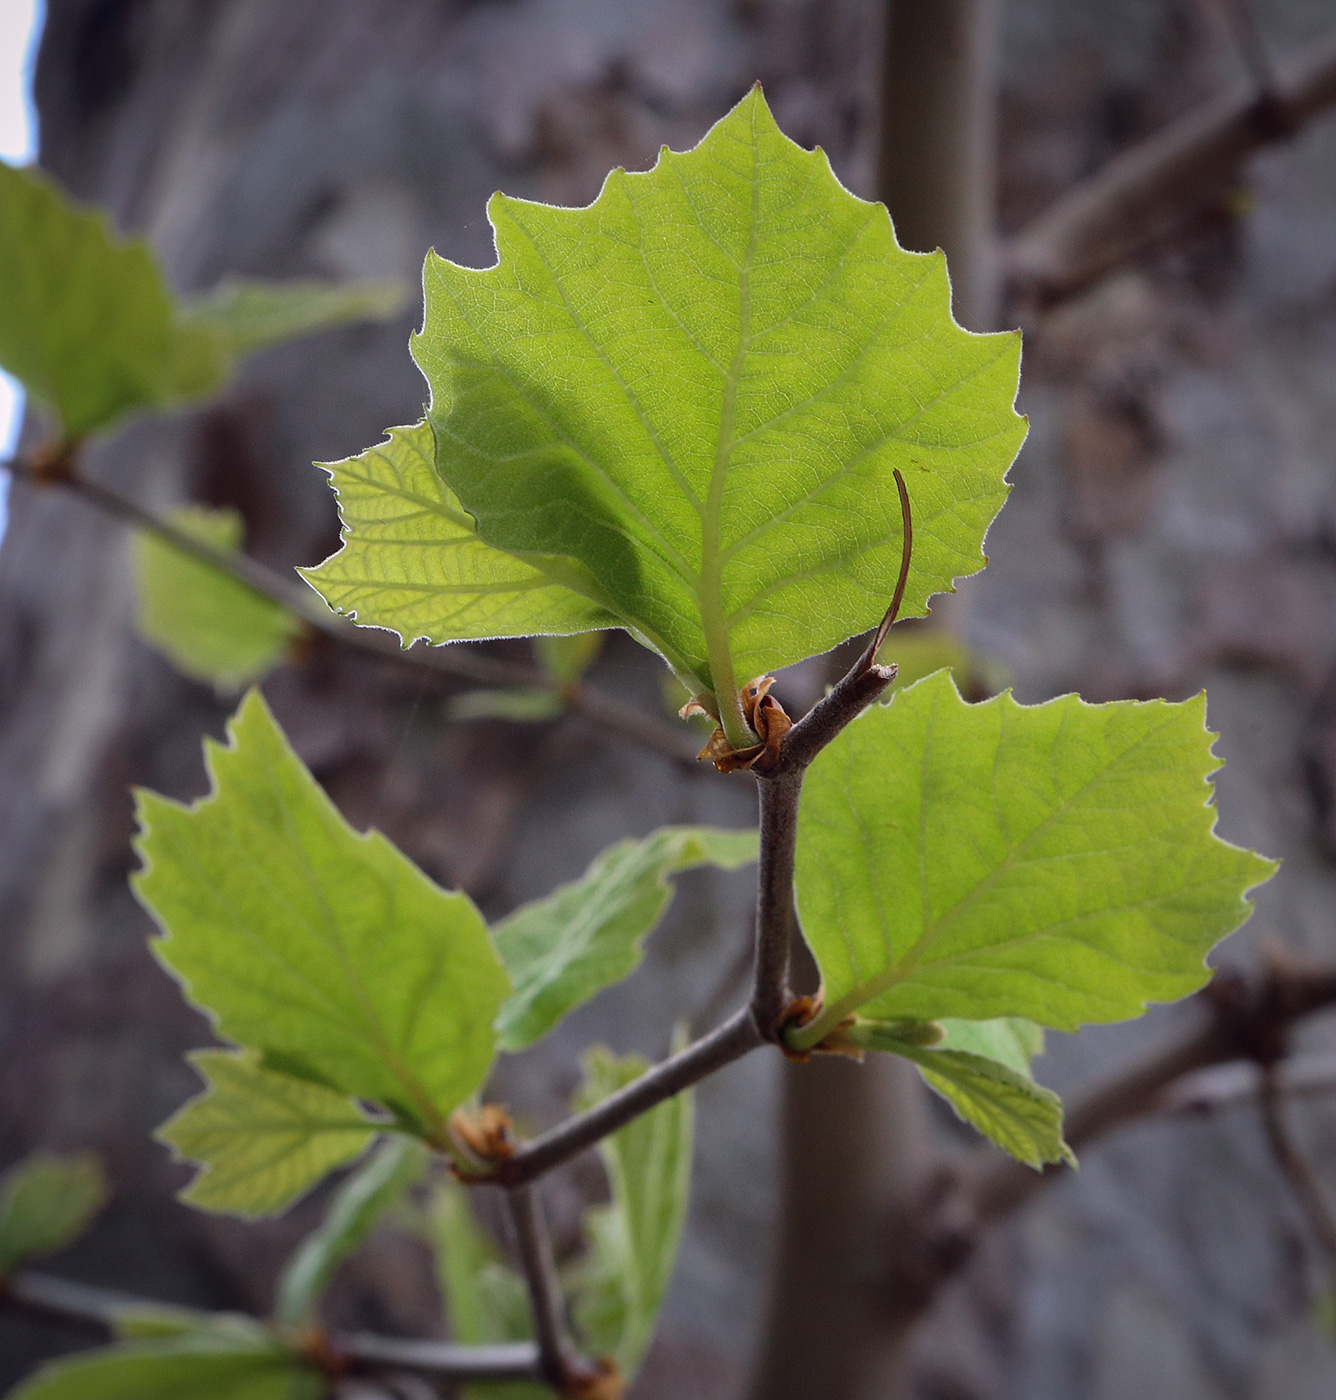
[1258,1064,1336,1271]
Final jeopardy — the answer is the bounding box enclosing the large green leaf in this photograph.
[157,1051,376,1219]
[302,420,615,645]
[134,507,300,689]
[275,1136,425,1326]
[570,1042,694,1375]
[134,689,509,1146]
[181,277,406,359]
[429,1178,545,1400]
[0,1154,107,1275]
[791,670,1277,1048]
[7,1335,320,1400]
[493,827,757,1051]
[411,86,1025,732]
[0,162,225,439]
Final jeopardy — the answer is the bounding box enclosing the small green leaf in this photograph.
[429,1178,546,1400]
[536,632,604,687]
[447,689,565,723]
[889,1041,1071,1168]
[302,420,616,646]
[570,1040,694,1375]
[275,1136,426,1327]
[7,1335,320,1400]
[0,1153,108,1275]
[134,689,509,1146]
[134,507,300,688]
[792,670,1277,1050]
[112,1305,266,1343]
[411,86,1025,732]
[157,1051,376,1219]
[181,277,406,359]
[882,629,970,692]
[936,1017,1045,1076]
[0,162,225,438]
[494,827,758,1051]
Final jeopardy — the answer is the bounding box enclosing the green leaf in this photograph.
[181,277,406,359]
[411,85,1025,734]
[429,1178,546,1400]
[302,420,616,646]
[157,1051,376,1219]
[0,1153,108,1275]
[133,689,510,1146]
[275,1136,426,1327]
[0,161,225,438]
[792,670,1277,1049]
[447,689,565,724]
[134,507,300,689]
[7,1335,320,1400]
[936,1016,1045,1076]
[112,1305,266,1343]
[570,1040,694,1375]
[493,827,758,1051]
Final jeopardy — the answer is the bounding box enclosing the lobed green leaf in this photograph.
[134,507,300,689]
[134,689,509,1147]
[158,1051,376,1219]
[302,420,615,646]
[0,1153,108,1275]
[410,86,1025,711]
[493,827,757,1051]
[793,670,1277,1047]
[0,161,224,438]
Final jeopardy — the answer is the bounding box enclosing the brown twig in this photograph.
[505,1185,580,1389]
[1005,28,1336,305]
[1,455,700,765]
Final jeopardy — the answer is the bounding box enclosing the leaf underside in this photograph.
[158,1052,376,1219]
[134,690,509,1148]
[795,670,1277,1040]
[402,85,1024,697]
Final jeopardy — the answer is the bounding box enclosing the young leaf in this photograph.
[275,1136,426,1327]
[570,1041,694,1375]
[0,1153,108,1275]
[302,420,615,645]
[411,86,1025,730]
[429,1179,546,1400]
[180,278,406,359]
[157,1051,376,1219]
[791,670,1277,1049]
[879,1037,1071,1169]
[134,507,300,689]
[133,689,510,1146]
[447,688,565,724]
[536,632,604,687]
[0,162,225,439]
[936,1016,1044,1075]
[493,827,758,1051]
[6,1335,320,1400]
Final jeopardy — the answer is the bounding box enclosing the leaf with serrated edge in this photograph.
[302,420,615,646]
[181,278,406,359]
[792,670,1277,1050]
[134,690,509,1145]
[570,1038,694,1375]
[0,161,224,438]
[494,827,757,1051]
[275,1136,425,1326]
[134,507,299,689]
[158,1051,376,1219]
[0,1154,107,1274]
[411,85,1025,709]
[6,1336,320,1400]
[886,1040,1071,1168]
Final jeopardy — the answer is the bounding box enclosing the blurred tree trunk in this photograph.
[745,5,1000,1400]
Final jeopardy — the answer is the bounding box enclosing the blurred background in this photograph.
[3,1,1336,1398]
